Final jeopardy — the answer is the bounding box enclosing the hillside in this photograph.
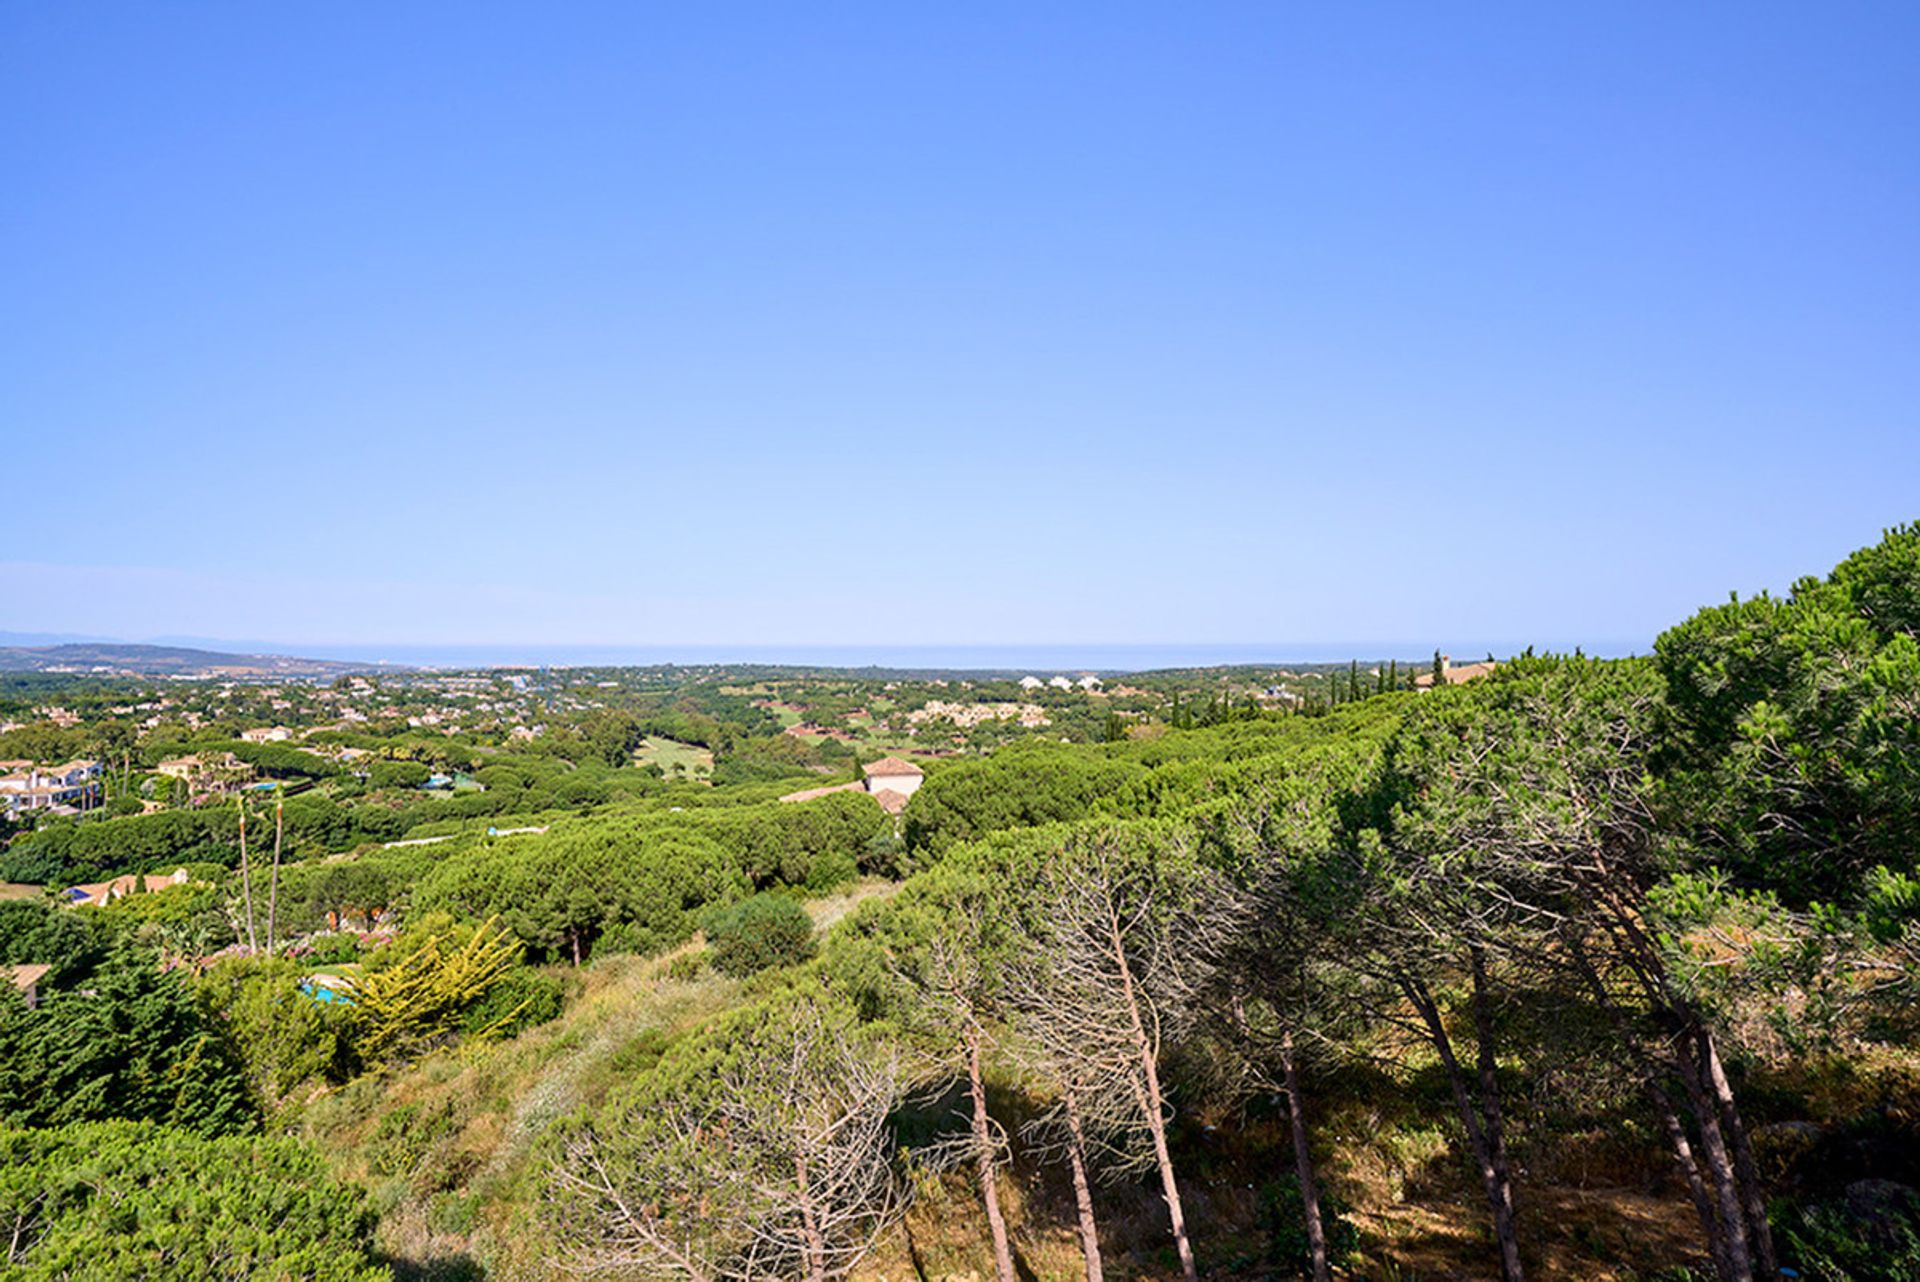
[0,525,1915,1282]
[0,642,394,678]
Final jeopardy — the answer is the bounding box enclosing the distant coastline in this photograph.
[132,639,1647,671]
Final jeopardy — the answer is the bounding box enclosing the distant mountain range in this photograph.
[0,643,399,679]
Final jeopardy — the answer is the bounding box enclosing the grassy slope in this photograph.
[295,882,896,1282]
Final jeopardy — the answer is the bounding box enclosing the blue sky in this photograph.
[3,3,1916,661]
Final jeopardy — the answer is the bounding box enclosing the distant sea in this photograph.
[164,639,1648,673]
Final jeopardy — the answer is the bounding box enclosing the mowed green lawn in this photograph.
[633,736,714,774]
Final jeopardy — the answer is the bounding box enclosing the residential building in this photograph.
[778,755,927,815]
[64,867,192,908]
[0,760,105,813]
[861,755,925,805]
[1413,656,1500,689]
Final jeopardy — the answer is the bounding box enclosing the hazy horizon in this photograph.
[0,631,1644,673]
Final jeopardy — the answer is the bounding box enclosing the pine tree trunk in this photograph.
[1646,1076,1730,1280]
[237,801,258,952]
[1469,949,1521,1251]
[969,1026,1017,1282]
[1280,1029,1331,1282]
[1064,1085,1105,1282]
[1570,937,1734,1279]
[1136,1053,1199,1282]
[1672,1022,1754,1282]
[1403,975,1524,1282]
[1106,908,1198,1282]
[1699,1025,1777,1279]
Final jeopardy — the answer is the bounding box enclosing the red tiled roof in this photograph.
[1414,661,1499,688]
[861,756,924,779]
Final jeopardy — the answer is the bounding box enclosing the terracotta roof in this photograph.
[861,756,924,779]
[870,787,911,815]
[1413,660,1499,688]
[5,963,51,991]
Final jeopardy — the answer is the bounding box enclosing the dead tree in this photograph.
[873,887,1019,1282]
[1009,833,1223,1282]
[552,997,905,1282]
[1002,1019,1108,1282]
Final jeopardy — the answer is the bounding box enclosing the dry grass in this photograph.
[300,947,746,1280]
[297,878,903,1280]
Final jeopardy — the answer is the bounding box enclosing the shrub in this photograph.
[665,949,708,981]
[1260,1176,1360,1276]
[702,894,815,977]
[0,1120,390,1280]
[304,932,362,965]
[1777,1182,1920,1282]
[804,847,857,894]
[367,1100,460,1178]
[0,947,255,1136]
[460,966,565,1038]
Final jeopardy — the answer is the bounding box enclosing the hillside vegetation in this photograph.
[2,526,1917,1281]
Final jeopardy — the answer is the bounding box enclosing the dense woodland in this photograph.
[1,526,1917,1280]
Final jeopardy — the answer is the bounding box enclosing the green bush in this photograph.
[1260,1176,1359,1276]
[702,894,815,977]
[0,947,255,1136]
[460,966,565,1037]
[804,847,857,894]
[665,949,708,981]
[367,1100,459,1178]
[0,1120,390,1280]
[1778,1183,1920,1282]
[304,932,362,965]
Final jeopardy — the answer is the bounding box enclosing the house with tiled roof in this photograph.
[64,867,192,908]
[861,756,923,788]
[1413,656,1500,689]
[0,760,104,813]
[778,755,927,816]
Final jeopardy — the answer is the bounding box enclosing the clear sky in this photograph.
[4,3,1916,661]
